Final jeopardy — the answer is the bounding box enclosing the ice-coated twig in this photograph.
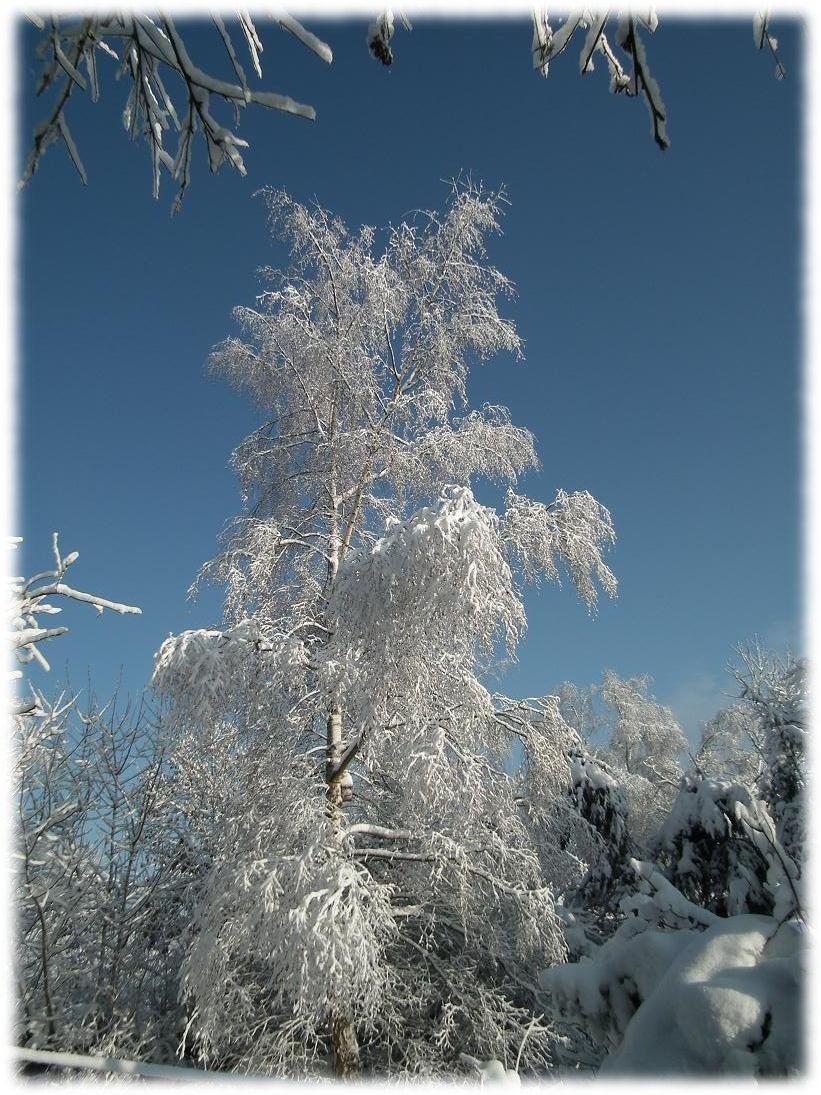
[616,15,669,150]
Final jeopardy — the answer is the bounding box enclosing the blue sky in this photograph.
[15,15,803,742]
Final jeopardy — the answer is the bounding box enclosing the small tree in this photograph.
[693,702,761,788]
[732,643,806,865]
[9,537,160,1059]
[557,671,688,852]
[153,183,618,1077]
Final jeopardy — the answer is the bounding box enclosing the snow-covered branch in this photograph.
[22,13,331,209]
[8,535,141,682]
[530,11,786,150]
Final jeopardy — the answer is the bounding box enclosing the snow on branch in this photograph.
[753,12,786,81]
[366,10,412,67]
[328,485,526,670]
[8,534,141,681]
[532,10,666,146]
[22,13,331,210]
[623,857,720,931]
[531,11,787,150]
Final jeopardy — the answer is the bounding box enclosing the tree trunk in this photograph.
[330,1011,360,1077]
[325,702,361,1075]
[326,703,344,824]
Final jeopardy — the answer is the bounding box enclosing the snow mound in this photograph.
[459,1054,522,1085]
[541,913,805,1076]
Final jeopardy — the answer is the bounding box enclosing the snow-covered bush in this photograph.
[654,774,779,917]
[541,840,806,1077]
[539,638,807,1080]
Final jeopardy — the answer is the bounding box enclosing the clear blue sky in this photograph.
[15,16,803,741]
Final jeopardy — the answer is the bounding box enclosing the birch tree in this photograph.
[153,183,617,1078]
[693,702,762,788]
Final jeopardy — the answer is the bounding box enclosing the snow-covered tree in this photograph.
[597,671,687,795]
[511,695,599,904]
[153,183,618,1077]
[565,750,640,918]
[557,671,688,852]
[653,774,781,918]
[732,643,806,865]
[9,537,176,1063]
[13,685,187,1060]
[693,702,761,788]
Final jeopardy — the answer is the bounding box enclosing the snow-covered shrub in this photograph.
[566,750,638,914]
[539,646,808,1079]
[541,858,806,1077]
[598,914,805,1076]
[654,774,778,917]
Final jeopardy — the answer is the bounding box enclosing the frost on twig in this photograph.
[22,13,331,210]
[502,489,617,612]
